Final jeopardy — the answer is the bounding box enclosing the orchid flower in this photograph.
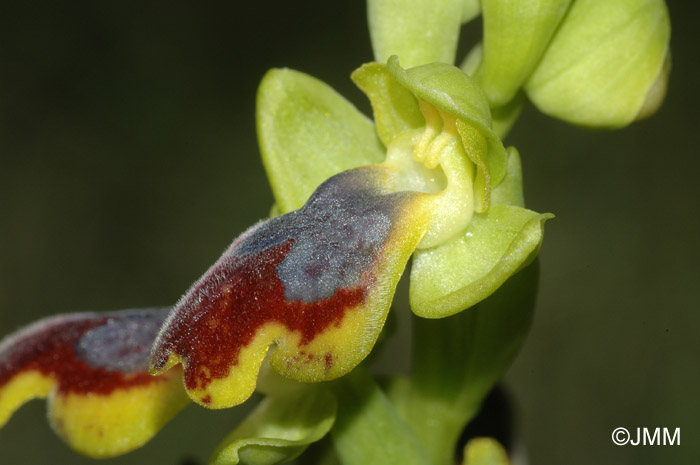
[0,1,670,464]
[147,55,552,412]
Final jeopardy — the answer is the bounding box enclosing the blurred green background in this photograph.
[0,1,698,464]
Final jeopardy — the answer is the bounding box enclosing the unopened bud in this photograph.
[525,0,670,128]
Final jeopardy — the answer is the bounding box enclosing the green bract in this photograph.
[257,58,551,319]
[525,0,671,127]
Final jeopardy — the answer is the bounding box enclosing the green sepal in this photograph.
[410,144,550,317]
[257,68,384,213]
[210,386,336,465]
[477,0,572,108]
[410,204,551,318]
[368,0,464,68]
[351,62,424,147]
[387,56,507,208]
[525,0,671,128]
[462,438,511,465]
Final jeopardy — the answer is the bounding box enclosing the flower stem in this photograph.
[330,366,434,465]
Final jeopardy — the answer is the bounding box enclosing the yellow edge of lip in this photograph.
[49,371,188,458]
[157,190,433,410]
[0,370,55,427]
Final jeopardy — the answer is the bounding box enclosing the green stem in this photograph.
[330,366,434,465]
[403,261,539,465]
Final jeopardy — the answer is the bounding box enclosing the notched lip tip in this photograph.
[148,351,179,376]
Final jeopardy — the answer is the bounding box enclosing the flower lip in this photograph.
[0,308,171,395]
[75,308,170,374]
[149,237,369,389]
[149,166,432,408]
[0,307,188,458]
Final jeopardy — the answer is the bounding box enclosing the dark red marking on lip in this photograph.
[152,239,368,391]
[0,317,163,396]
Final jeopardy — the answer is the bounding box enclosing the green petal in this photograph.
[477,0,572,108]
[210,386,336,465]
[387,57,507,209]
[525,0,671,128]
[351,62,424,147]
[410,205,552,318]
[368,0,464,68]
[388,57,492,140]
[257,68,384,213]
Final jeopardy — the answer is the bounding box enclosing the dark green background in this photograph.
[1,1,698,464]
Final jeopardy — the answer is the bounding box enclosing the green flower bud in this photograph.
[525,0,671,128]
[477,0,573,108]
[368,0,465,68]
[463,438,511,465]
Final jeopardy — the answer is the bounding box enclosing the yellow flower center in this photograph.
[383,100,476,249]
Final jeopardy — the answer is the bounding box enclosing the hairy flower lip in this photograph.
[149,167,433,409]
[0,307,188,458]
[0,309,171,396]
